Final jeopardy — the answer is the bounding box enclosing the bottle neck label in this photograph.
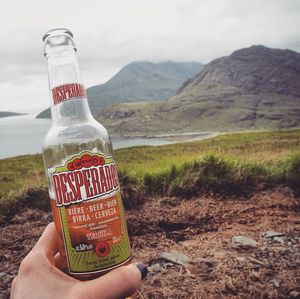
[52,83,86,105]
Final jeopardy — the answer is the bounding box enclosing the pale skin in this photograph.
[11,222,142,299]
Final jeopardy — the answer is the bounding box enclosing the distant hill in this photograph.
[0,111,25,118]
[97,45,300,136]
[36,61,203,118]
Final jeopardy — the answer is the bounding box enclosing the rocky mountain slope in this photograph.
[36,61,202,118]
[97,45,300,136]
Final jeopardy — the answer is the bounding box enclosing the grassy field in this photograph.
[116,129,300,177]
[0,129,300,222]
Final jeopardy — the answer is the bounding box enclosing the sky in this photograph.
[0,0,299,114]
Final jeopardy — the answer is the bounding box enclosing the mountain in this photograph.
[36,61,203,118]
[0,111,25,118]
[97,45,300,136]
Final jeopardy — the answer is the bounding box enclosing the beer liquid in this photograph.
[42,29,131,280]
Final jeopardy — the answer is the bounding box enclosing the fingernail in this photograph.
[135,263,148,280]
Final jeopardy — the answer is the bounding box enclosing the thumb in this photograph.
[77,263,148,299]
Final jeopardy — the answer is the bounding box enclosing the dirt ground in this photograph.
[1,187,300,299]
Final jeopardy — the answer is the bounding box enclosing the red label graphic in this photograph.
[95,241,110,257]
[52,83,86,105]
[52,163,120,207]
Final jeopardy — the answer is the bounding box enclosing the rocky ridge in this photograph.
[97,45,300,135]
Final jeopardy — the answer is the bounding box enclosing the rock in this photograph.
[294,259,300,265]
[276,247,289,255]
[270,279,280,288]
[262,231,285,238]
[251,271,261,281]
[237,219,248,224]
[214,250,229,259]
[158,251,191,266]
[232,236,258,249]
[274,236,285,244]
[193,258,217,268]
[148,263,163,273]
[289,290,300,298]
[236,257,246,262]
[248,257,266,266]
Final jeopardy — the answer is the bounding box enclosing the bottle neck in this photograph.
[46,45,92,125]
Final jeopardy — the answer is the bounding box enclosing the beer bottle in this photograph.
[42,28,132,279]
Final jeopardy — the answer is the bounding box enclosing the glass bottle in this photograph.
[42,28,131,280]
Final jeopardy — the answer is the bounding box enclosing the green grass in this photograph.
[0,129,300,223]
[0,154,46,199]
[115,129,300,177]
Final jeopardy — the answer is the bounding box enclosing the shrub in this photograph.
[286,151,300,195]
[168,155,271,197]
[143,165,179,195]
[118,170,145,209]
[0,187,50,224]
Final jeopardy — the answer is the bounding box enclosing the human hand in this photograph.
[10,222,147,299]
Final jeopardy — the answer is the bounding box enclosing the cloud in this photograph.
[0,0,299,111]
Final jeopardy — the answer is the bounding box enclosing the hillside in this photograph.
[97,45,300,136]
[1,129,300,299]
[0,111,25,118]
[36,61,202,119]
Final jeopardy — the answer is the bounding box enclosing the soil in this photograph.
[1,187,300,299]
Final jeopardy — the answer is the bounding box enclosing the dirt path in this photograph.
[1,188,299,299]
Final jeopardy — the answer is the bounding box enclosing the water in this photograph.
[0,115,175,159]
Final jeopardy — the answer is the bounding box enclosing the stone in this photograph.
[251,271,261,281]
[249,257,266,266]
[276,247,289,255]
[274,236,285,244]
[158,251,191,266]
[148,263,163,273]
[270,279,280,288]
[193,258,217,268]
[232,236,258,249]
[214,250,229,259]
[262,231,285,238]
[289,290,300,298]
[294,259,300,265]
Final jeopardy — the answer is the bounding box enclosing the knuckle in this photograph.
[19,252,42,275]
[19,257,34,275]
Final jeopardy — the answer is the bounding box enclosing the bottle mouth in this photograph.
[42,28,73,42]
[43,28,76,57]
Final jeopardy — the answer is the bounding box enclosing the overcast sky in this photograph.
[0,0,299,114]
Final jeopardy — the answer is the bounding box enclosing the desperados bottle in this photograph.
[42,28,132,279]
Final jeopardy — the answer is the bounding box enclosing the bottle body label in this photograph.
[50,150,131,274]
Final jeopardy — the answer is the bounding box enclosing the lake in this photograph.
[0,115,175,159]
[0,115,217,159]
